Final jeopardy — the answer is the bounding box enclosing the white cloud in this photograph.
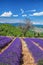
[13,15,18,17]
[32,21,43,25]
[22,14,27,17]
[26,9,36,12]
[31,10,36,12]
[20,9,24,14]
[30,11,43,16]
[0,11,12,17]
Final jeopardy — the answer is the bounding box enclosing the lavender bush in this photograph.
[0,38,22,65]
[0,37,12,49]
[31,38,43,48]
[23,38,43,63]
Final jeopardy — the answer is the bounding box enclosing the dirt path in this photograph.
[20,38,37,65]
[0,37,16,54]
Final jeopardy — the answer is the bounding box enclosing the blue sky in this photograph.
[0,0,43,24]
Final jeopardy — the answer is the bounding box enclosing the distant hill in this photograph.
[33,25,43,28]
[0,23,43,28]
[0,23,25,26]
[10,23,43,28]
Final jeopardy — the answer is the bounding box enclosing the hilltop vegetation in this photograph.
[0,24,22,36]
[0,24,43,37]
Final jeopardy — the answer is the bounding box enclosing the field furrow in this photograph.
[20,38,36,65]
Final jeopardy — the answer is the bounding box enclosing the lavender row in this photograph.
[0,37,12,49]
[0,36,8,40]
[30,38,43,48]
[0,38,22,65]
[23,38,43,63]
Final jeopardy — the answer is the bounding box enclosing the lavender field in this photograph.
[0,36,22,65]
[23,38,43,63]
[0,36,43,65]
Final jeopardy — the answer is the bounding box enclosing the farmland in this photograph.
[0,36,43,65]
